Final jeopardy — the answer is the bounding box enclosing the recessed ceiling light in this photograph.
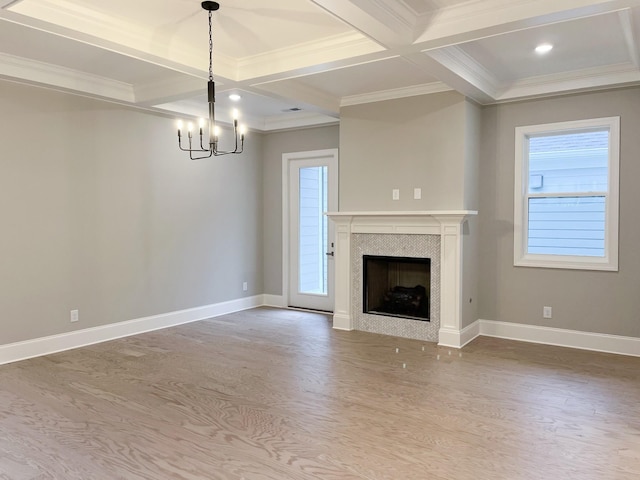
[535,43,553,54]
[228,94,241,101]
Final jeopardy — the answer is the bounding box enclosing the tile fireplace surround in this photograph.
[326,211,477,347]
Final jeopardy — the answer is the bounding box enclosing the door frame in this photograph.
[282,148,339,310]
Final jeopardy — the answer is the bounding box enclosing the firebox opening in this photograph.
[363,255,430,321]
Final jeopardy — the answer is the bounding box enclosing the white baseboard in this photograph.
[477,319,640,357]
[332,313,353,331]
[0,295,264,366]
[262,294,286,308]
[438,321,481,348]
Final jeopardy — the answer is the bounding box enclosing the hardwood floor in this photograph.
[1,307,639,479]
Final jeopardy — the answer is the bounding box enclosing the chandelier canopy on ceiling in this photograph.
[177,1,246,159]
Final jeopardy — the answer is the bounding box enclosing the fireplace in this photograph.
[363,255,430,321]
[326,210,477,346]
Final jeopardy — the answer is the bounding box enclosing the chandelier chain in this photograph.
[208,10,213,81]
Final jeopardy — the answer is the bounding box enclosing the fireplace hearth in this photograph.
[363,255,430,321]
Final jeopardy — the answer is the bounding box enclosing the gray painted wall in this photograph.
[262,125,339,296]
[478,87,640,337]
[0,80,264,345]
[461,101,482,328]
[339,91,468,211]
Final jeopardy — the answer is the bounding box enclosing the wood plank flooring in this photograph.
[1,307,639,479]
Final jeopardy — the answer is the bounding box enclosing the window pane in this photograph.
[528,130,608,194]
[528,196,605,257]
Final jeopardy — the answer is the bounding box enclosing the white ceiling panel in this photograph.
[459,12,632,83]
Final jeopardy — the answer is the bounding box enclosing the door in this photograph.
[285,149,338,311]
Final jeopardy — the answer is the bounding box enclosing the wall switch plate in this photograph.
[543,306,552,319]
[70,309,79,323]
[413,188,422,199]
[242,282,248,291]
[392,189,400,200]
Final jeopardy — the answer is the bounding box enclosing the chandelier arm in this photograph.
[190,150,214,160]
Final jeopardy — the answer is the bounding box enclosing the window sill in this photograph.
[514,254,618,272]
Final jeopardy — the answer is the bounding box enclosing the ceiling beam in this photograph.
[310,0,417,48]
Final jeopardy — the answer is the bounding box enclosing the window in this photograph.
[514,117,619,271]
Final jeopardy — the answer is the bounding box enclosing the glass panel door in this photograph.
[298,166,328,295]
[286,150,337,312]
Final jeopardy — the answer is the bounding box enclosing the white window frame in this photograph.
[514,117,620,271]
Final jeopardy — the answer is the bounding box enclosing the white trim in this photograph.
[0,52,134,102]
[438,321,480,348]
[282,149,339,311]
[514,116,620,271]
[0,296,264,366]
[477,319,640,357]
[341,82,453,107]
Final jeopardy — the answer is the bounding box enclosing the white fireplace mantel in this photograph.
[326,210,477,348]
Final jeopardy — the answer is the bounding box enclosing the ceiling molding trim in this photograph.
[496,62,640,101]
[618,9,640,68]
[0,52,134,102]
[341,81,453,107]
[236,32,383,81]
[425,46,501,99]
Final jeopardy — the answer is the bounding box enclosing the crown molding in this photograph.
[0,52,134,102]
[496,62,640,101]
[341,81,452,107]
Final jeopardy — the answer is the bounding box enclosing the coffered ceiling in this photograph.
[1,0,639,131]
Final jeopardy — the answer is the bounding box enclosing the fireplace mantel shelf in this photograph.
[326,210,477,217]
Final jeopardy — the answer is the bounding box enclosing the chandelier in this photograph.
[177,1,245,159]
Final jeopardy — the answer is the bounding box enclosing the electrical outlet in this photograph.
[70,309,79,323]
[392,189,400,200]
[413,188,422,199]
[242,282,248,291]
[543,306,552,319]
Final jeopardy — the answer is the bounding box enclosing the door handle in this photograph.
[325,251,334,256]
